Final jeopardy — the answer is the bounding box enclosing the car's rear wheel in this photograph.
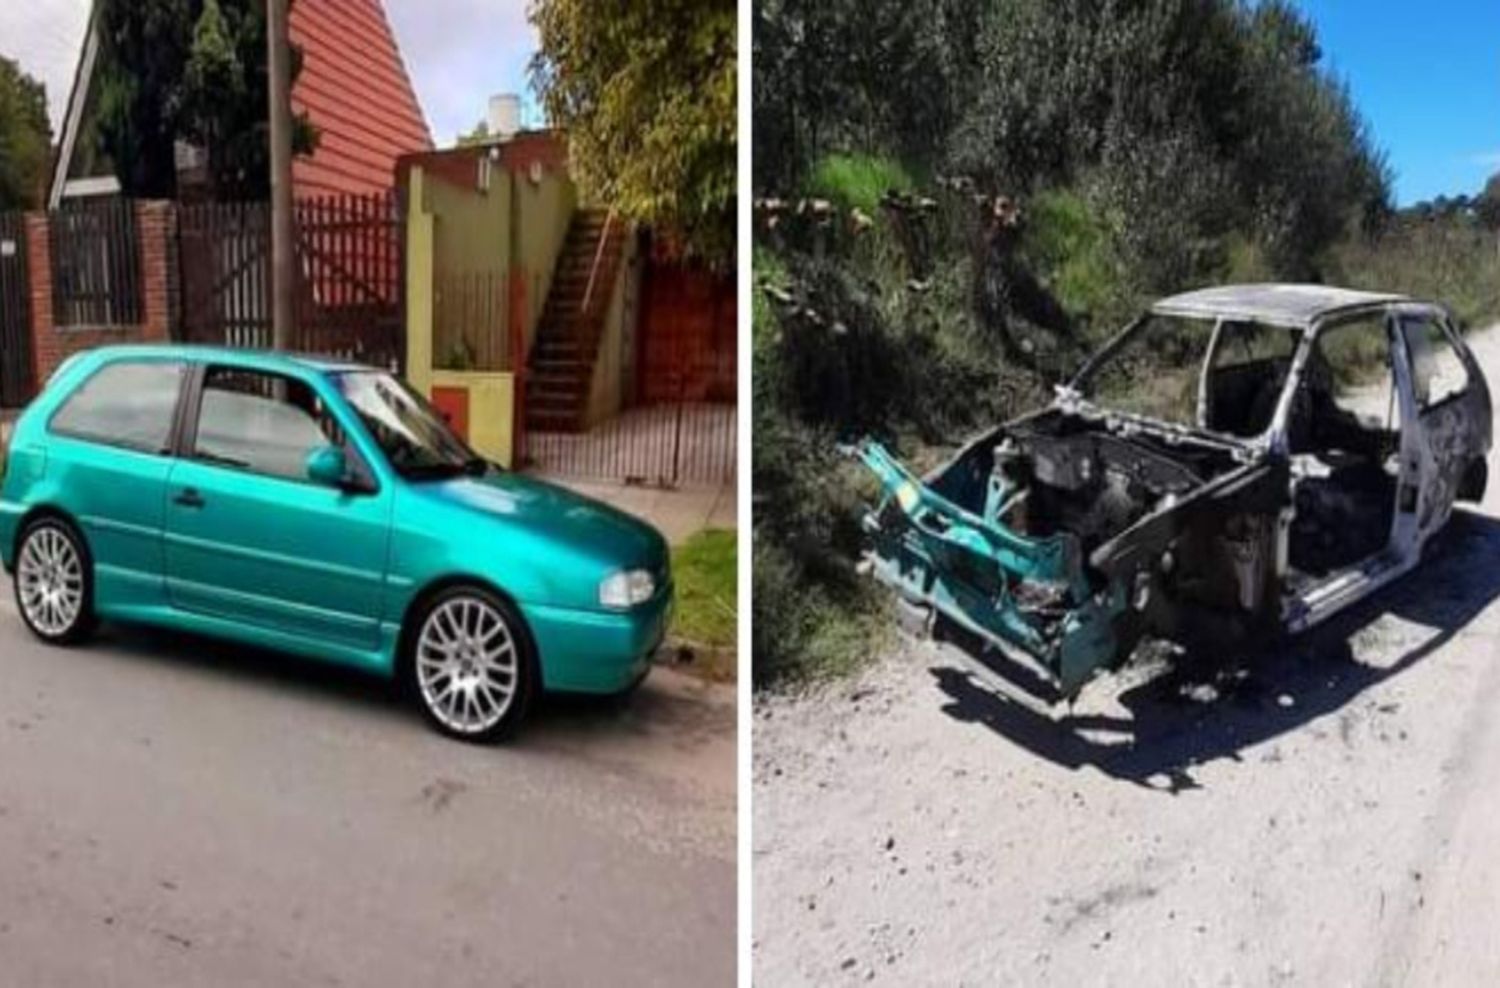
[404,586,536,742]
[14,517,96,645]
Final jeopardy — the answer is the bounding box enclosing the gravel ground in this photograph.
[753,326,1500,986]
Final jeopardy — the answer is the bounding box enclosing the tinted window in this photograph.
[194,368,348,481]
[1401,316,1470,409]
[51,361,185,453]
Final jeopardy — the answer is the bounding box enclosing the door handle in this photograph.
[174,488,206,509]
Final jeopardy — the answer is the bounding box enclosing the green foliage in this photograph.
[669,529,737,649]
[806,154,912,213]
[456,119,492,147]
[0,56,51,209]
[753,0,978,193]
[1018,188,1132,334]
[1331,212,1500,331]
[1473,174,1500,231]
[94,0,318,200]
[751,212,1041,685]
[530,0,736,267]
[753,532,886,686]
[947,0,1389,277]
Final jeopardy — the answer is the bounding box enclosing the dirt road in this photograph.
[0,586,735,986]
[754,326,1500,986]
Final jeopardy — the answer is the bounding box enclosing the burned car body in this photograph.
[856,285,1492,695]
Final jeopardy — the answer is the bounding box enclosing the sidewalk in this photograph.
[536,473,738,544]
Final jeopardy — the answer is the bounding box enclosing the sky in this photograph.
[0,0,540,148]
[1291,0,1500,205]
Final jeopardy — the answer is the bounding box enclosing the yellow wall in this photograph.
[405,156,577,463]
[405,168,436,395]
[430,370,517,468]
[514,171,577,353]
[425,161,512,280]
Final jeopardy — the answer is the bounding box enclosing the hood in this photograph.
[418,471,667,569]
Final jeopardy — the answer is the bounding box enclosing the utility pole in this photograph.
[267,0,295,350]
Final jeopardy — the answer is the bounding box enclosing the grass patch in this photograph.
[669,528,737,649]
[805,153,913,214]
[1331,220,1500,330]
[663,528,737,683]
[1021,187,1130,330]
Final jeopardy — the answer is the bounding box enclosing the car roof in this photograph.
[82,344,377,376]
[1152,283,1410,328]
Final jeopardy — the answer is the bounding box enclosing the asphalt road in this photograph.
[0,581,735,986]
[755,327,1500,985]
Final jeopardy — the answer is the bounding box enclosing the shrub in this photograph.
[805,153,913,214]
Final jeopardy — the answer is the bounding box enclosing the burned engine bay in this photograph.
[857,408,1287,692]
[929,413,1235,554]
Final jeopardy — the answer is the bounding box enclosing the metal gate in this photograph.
[521,259,737,488]
[178,193,405,370]
[0,212,33,408]
[522,397,738,488]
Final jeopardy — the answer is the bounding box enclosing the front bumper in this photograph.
[0,500,21,573]
[521,584,673,694]
[853,441,1127,694]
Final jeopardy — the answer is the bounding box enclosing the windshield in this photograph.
[333,371,487,480]
[1073,312,1300,437]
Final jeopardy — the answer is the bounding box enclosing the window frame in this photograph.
[179,363,381,494]
[1304,309,1400,425]
[1397,310,1472,414]
[46,357,191,457]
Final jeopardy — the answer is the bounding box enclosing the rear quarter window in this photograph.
[49,361,186,454]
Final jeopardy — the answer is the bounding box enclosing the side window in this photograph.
[50,361,185,453]
[1206,321,1299,436]
[1401,316,1470,410]
[193,368,348,481]
[1309,315,1399,429]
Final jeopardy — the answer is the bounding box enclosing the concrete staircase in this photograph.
[525,209,626,433]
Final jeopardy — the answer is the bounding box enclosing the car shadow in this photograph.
[928,509,1500,793]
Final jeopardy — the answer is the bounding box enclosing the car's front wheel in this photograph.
[13,517,97,645]
[403,586,536,742]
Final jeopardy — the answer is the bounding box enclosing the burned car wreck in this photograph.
[855,285,1493,696]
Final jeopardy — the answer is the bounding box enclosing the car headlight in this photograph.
[599,568,656,609]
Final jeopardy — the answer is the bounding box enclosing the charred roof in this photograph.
[1152,284,1409,328]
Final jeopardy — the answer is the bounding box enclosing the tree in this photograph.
[94,0,318,200]
[530,0,736,266]
[1478,174,1500,232]
[456,119,492,147]
[0,56,51,209]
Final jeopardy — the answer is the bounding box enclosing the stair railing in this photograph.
[573,210,617,348]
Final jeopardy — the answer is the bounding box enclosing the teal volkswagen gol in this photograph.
[0,346,672,742]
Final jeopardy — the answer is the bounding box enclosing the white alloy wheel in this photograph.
[16,522,90,641]
[414,593,524,737]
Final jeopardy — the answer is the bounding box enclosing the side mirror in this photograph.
[306,445,349,488]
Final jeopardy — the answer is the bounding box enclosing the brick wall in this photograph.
[25,200,174,386]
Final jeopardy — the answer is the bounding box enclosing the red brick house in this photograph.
[48,0,431,207]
